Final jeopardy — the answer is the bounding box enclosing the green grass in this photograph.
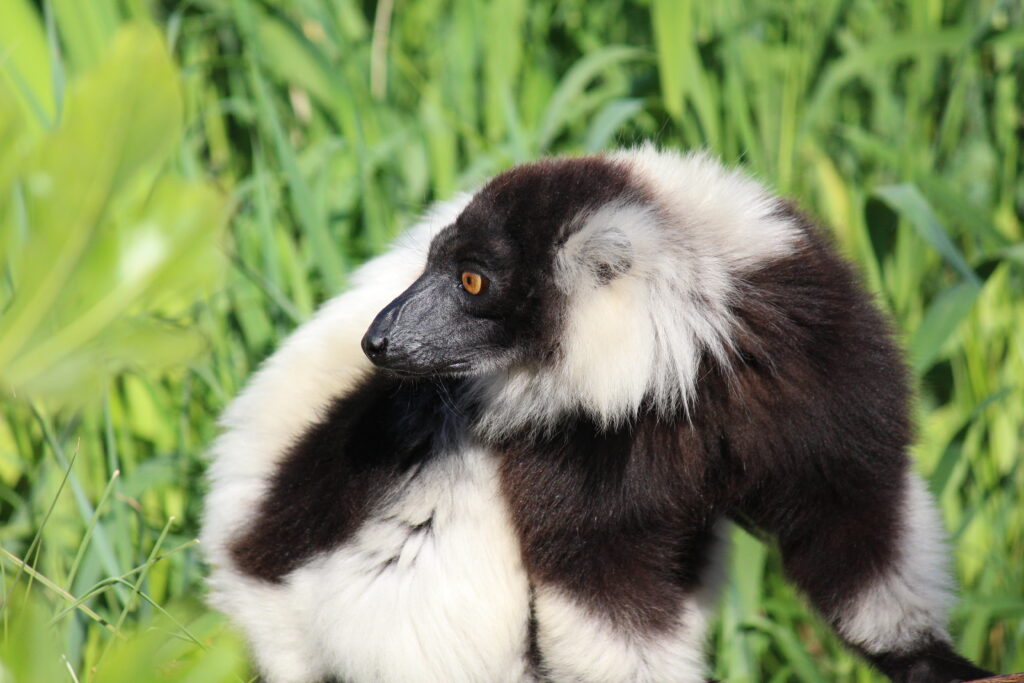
[1,0,1022,680]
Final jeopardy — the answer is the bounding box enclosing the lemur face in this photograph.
[361,157,638,376]
[360,213,546,376]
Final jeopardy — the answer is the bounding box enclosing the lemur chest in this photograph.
[283,446,532,683]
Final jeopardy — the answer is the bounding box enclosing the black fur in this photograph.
[868,640,993,682]
[498,408,721,634]
[229,372,466,582]
[716,212,914,613]
[526,585,544,677]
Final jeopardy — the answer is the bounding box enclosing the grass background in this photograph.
[1,0,1022,680]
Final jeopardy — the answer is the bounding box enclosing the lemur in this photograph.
[201,146,992,683]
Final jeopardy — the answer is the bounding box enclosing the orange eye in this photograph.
[461,271,489,295]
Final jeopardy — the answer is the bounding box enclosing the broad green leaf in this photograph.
[0,86,33,231]
[0,24,228,404]
[0,24,183,356]
[50,0,122,72]
[0,0,55,128]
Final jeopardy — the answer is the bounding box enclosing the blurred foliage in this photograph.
[0,24,229,404]
[0,593,246,683]
[0,0,1021,681]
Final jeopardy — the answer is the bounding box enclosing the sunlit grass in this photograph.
[1,0,1021,680]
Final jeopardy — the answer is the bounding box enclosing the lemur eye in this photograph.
[460,272,489,295]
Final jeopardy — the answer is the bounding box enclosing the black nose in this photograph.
[361,331,388,361]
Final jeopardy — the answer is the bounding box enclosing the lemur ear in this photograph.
[564,226,633,286]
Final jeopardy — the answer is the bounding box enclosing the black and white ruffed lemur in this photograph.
[201,146,993,683]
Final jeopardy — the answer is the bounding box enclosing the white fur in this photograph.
[475,147,801,439]
[614,145,798,267]
[535,524,729,682]
[835,471,954,654]
[300,447,530,683]
[208,445,532,683]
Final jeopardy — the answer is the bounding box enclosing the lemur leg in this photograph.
[531,584,714,683]
[528,528,729,683]
[498,414,729,682]
[733,465,991,683]
[835,471,955,652]
[840,472,992,682]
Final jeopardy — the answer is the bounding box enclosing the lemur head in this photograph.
[362,147,800,436]
[361,157,639,377]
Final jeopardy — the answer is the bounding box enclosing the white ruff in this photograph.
[475,147,800,440]
[835,471,954,654]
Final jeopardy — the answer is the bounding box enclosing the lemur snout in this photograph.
[361,331,388,361]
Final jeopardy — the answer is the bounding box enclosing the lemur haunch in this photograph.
[202,147,991,683]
